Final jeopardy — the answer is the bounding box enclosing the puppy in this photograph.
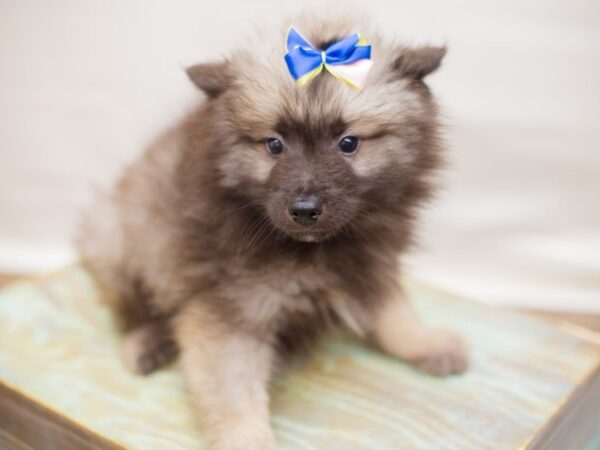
[77,14,468,450]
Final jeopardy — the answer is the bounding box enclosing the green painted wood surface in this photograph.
[0,267,599,449]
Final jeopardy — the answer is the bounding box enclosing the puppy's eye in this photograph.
[339,136,360,154]
[266,138,284,155]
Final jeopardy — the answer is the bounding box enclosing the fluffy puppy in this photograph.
[77,14,468,450]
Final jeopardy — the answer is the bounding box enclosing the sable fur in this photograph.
[77,14,467,450]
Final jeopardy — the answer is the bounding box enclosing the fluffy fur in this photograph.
[77,14,468,450]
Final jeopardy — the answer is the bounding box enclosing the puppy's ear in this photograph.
[186,61,233,98]
[392,46,447,80]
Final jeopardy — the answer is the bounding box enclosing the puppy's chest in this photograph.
[216,262,338,329]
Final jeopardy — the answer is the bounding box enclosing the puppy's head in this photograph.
[187,16,445,243]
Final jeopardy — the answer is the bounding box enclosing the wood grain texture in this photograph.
[523,310,600,333]
[0,381,123,450]
[527,367,600,450]
[0,267,599,449]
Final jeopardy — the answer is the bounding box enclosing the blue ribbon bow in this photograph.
[284,27,372,88]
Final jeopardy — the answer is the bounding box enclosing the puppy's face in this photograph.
[187,23,445,243]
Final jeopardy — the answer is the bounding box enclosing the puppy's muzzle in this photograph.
[289,196,321,226]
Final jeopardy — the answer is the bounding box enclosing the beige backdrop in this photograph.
[1,0,599,312]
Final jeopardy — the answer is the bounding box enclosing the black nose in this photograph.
[289,197,322,226]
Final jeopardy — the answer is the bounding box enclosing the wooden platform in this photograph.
[0,267,599,449]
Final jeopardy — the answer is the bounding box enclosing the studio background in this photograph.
[1,0,598,312]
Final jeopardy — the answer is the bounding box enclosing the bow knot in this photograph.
[284,27,373,89]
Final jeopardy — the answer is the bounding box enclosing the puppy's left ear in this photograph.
[186,61,234,98]
[392,46,447,80]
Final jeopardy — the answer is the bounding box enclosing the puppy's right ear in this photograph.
[186,61,233,98]
[392,46,447,80]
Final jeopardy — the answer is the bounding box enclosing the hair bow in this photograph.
[284,27,373,89]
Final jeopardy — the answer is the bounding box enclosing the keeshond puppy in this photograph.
[77,13,468,450]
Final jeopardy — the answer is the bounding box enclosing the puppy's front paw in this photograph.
[121,323,177,375]
[417,329,469,376]
[208,421,277,450]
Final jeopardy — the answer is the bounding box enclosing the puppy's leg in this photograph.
[121,319,178,375]
[174,301,276,450]
[372,293,468,376]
